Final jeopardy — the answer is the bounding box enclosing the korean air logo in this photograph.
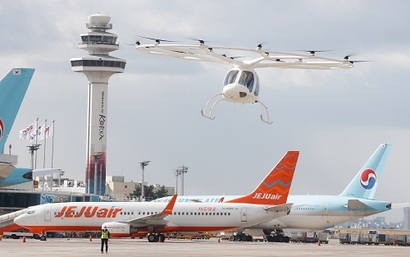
[360,169,377,190]
[0,118,4,140]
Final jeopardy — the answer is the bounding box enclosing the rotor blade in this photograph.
[136,35,176,44]
[298,49,334,55]
[343,54,369,63]
[187,37,212,45]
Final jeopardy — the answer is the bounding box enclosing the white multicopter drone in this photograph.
[135,38,357,124]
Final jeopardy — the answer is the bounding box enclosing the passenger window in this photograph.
[223,70,239,85]
[239,71,254,92]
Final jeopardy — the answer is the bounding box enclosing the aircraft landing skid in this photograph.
[200,92,273,125]
[200,92,224,121]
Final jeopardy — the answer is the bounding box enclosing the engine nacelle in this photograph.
[102,221,132,237]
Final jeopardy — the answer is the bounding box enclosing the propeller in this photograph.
[343,54,369,63]
[136,35,176,44]
[255,41,268,50]
[187,37,214,46]
[298,50,333,56]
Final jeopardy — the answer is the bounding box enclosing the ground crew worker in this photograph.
[101,226,110,254]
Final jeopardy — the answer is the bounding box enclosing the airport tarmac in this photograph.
[0,238,409,257]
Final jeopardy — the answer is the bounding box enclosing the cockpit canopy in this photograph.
[223,69,260,96]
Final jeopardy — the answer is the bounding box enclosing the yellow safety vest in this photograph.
[101,230,109,239]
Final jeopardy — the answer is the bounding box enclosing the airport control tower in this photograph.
[70,13,126,195]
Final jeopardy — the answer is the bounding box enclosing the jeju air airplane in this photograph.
[15,151,299,242]
[155,144,392,242]
[0,68,35,186]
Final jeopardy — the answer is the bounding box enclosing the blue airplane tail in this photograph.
[340,143,391,199]
[0,68,35,154]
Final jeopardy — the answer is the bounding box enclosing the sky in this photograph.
[1,1,409,222]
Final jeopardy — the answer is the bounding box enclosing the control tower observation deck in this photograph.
[70,13,126,195]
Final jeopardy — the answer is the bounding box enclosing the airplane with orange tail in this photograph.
[155,143,392,242]
[14,151,299,242]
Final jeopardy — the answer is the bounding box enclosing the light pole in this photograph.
[175,166,189,195]
[27,144,41,169]
[179,166,189,195]
[93,153,102,194]
[174,168,181,195]
[139,161,150,201]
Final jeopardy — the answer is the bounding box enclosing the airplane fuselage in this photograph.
[155,194,391,230]
[15,201,290,236]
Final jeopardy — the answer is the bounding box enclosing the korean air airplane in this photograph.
[14,151,299,242]
[0,68,35,186]
[155,144,392,240]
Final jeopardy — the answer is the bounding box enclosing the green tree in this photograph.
[129,184,170,201]
[154,185,169,199]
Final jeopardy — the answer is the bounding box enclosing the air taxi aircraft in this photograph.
[135,39,358,124]
[15,151,299,242]
[155,144,392,241]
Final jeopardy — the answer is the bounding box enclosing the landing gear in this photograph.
[147,233,166,242]
[200,92,273,124]
[40,234,47,241]
[229,233,253,242]
[257,100,272,125]
[200,93,224,120]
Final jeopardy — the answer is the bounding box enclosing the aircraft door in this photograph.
[322,202,330,225]
[240,208,247,222]
[44,206,52,221]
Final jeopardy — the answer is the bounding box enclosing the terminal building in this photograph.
[0,173,174,216]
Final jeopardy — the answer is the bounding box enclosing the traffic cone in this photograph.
[22,236,26,243]
[317,240,321,246]
[89,235,92,241]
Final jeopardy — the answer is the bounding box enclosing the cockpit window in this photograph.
[223,70,239,85]
[238,71,254,92]
[27,210,35,214]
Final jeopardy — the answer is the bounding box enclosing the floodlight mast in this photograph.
[176,165,189,195]
[139,160,150,201]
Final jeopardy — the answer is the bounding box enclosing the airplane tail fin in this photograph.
[0,68,35,154]
[227,151,299,205]
[340,143,391,199]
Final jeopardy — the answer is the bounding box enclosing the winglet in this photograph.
[161,194,177,215]
[227,151,299,205]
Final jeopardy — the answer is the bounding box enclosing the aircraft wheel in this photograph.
[147,233,158,242]
[158,234,166,242]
